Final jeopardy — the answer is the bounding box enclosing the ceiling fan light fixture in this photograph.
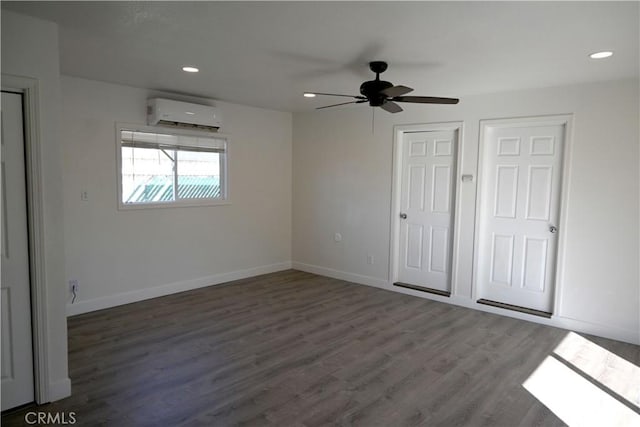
[303,92,316,98]
[182,66,199,73]
[589,51,613,59]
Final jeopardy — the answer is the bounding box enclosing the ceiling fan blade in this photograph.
[380,101,403,113]
[381,85,413,97]
[392,96,459,104]
[316,100,365,110]
[306,92,367,99]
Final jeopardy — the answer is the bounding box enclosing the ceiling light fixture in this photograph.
[182,66,199,73]
[589,51,613,59]
[303,92,316,98]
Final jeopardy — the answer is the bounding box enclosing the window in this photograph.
[117,125,228,208]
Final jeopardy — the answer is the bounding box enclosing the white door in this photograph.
[398,130,457,292]
[476,122,565,313]
[1,91,35,410]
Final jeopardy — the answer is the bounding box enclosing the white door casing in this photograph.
[476,119,567,313]
[1,91,35,410]
[397,130,458,292]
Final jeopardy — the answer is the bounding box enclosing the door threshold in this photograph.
[394,282,451,297]
[476,299,552,318]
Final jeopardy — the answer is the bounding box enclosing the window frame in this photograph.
[116,123,230,210]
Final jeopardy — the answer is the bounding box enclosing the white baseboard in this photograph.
[551,316,639,345]
[292,262,639,345]
[66,262,292,316]
[291,262,389,289]
[393,287,638,345]
[47,377,71,402]
[66,259,639,345]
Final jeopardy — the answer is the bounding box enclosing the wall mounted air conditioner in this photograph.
[147,98,222,131]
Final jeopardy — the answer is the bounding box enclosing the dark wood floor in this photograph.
[3,270,639,426]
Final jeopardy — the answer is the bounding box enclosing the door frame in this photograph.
[2,74,51,404]
[472,114,574,315]
[390,121,464,294]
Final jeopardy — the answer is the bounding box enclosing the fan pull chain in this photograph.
[371,107,375,134]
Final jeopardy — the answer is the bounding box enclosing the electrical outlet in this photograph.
[367,255,374,265]
[80,190,89,201]
[69,279,79,293]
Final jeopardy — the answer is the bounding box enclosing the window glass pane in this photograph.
[177,150,222,199]
[121,146,175,204]
[119,127,227,207]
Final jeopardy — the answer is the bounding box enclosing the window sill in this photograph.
[117,199,231,211]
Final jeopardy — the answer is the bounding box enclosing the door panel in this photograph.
[490,233,514,286]
[429,226,449,273]
[398,130,457,291]
[494,165,518,218]
[526,166,553,220]
[431,166,451,213]
[477,123,565,312]
[522,237,548,292]
[406,224,424,269]
[1,91,34,410]
[408,165,426,210]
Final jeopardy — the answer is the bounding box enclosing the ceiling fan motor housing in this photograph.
[360,61,393,106]
[360,79,393,106]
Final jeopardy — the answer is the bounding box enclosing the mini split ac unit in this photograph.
[147,98,222,131]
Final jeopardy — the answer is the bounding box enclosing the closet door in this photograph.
[476,122,565,313]
[1,91,35,410]
[397,130,457,292]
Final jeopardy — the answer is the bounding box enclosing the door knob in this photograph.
[400,213,407,219]
[549,225,557,234]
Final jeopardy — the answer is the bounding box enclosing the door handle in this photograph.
[400,213,407,219]
[549,225,557,234]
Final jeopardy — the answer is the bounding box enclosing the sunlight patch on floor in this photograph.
[523,332,640,426]
[554,332,640,408]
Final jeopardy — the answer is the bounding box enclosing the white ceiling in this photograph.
[3,1,638,112]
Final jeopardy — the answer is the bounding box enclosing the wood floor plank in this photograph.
[3,269,638,426]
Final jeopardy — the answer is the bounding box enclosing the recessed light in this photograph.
[185,111,195,115]
[303,92,316,98]
[589,51,613,59]
[182,66,199,73]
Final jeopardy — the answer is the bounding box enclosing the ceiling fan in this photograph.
[305,61,459,113]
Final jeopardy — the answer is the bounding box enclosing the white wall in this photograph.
[61,76,292,315]
[292,78,639,344]
[1,11,70,400]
